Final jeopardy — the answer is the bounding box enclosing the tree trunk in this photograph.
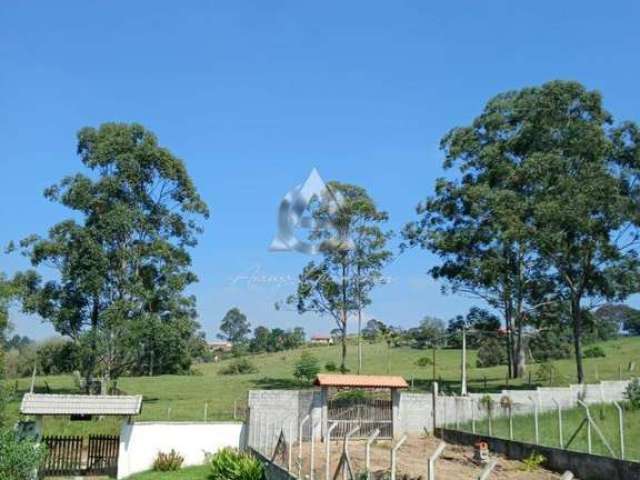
[516,315,526,377]
[340,321,347,372]
[572,296,585,383]
[85,296,99,393]
[340,258,348,372]
[504,308,513,379]
[356,264,362,374]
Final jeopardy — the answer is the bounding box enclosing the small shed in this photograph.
[314,374,408,439]
[20,394,144,478]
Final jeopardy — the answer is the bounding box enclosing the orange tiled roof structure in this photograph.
[314,374,408,389]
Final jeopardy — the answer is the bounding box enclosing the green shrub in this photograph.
[625,378,640,409]
[415,356,433,367]
[219,358,257,375]
[334,389,368,401]
[293,352,320,383]
[583,346,606,358]
[0,430,47,480]
[520,452,545,472]
[152,449,184,471]
[325,361,337,372]
[535,361,565,386]
[209,447,264,480]
[476,338,506,368]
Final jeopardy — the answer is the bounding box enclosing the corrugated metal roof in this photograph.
[20,394,143,416]
[314,374,408,389]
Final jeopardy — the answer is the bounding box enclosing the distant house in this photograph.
[310,335,333,345]
[208,341,233,352]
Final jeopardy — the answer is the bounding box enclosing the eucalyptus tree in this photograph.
[403,91,550,378]
[13,123,209,388]
[282,182,392,372]
[519,81,640,382]
[405,80,640,383]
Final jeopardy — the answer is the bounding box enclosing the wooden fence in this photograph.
[39,434,119,478]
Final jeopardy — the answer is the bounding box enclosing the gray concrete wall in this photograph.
[440,428,640,480]
[248,389,322,454]
[395,378,637,436]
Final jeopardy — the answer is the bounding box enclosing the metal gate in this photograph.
[40,435,119,478]
[327,398,392,439]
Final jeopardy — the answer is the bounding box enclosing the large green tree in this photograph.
[218,307,251,344]
[282,182,392,372]
[405,81,640,383]
[519,81,640,382]
[403,92,549,378]
[13,123,209,389]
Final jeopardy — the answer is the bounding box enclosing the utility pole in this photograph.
[461,326,467,396]
[432,344,437,383]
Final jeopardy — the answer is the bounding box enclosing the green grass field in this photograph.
[455,401,640,462]
[5,337,640,436]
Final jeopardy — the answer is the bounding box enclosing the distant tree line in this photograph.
[217,307,306,354]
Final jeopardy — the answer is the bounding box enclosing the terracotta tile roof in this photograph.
[21,394,143,416]
[314,374,408,389]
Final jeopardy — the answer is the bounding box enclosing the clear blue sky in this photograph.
[2,1,639,340]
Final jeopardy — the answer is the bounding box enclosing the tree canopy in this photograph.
[12,123,209,387]
[282,181,391,372]
[404,81,640,382]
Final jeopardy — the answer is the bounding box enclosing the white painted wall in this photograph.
[117,422,245,479]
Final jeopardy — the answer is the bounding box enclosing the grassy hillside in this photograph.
[5,337,640,435]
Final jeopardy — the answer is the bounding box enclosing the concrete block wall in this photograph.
[395,378,637,436]
[247,389,322,454]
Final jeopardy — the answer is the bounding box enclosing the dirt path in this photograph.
[288,434,566,479]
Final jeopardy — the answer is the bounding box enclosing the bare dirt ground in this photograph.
[288,434,566,479]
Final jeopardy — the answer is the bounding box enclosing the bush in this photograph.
[324,361,337,372]
[0,429,47,480]
[219,358,257,375]
[415,356,433,367]
[583,346,606,358]
[534,361,565,386]
[529,332,572,361]
[294,352,320,383]
[209,447,264,480]
[476,338,506,368]
[152,449,184,471]
[625,378,640,409]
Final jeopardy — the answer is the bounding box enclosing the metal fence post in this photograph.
[390,435,407,480]
[299,414,310,479]
[325,422,338,480]
[477,458,498,480]
[365,428,380,480]
[529,396,539,444]
[432,381,438,433]
[288,421,294,472]
[470,398,476,434]
[552,399,563,449]
[613,401,624,460]
[310,421,318,480]
[577,401,592,454]
[427,441,446,480]
[508,401,513,441]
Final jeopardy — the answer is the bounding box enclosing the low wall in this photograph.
[439,428,640,480]
[395,378,637,436]
[117,421,245,479]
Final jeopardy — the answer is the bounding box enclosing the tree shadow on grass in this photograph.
[251,377,309,390]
